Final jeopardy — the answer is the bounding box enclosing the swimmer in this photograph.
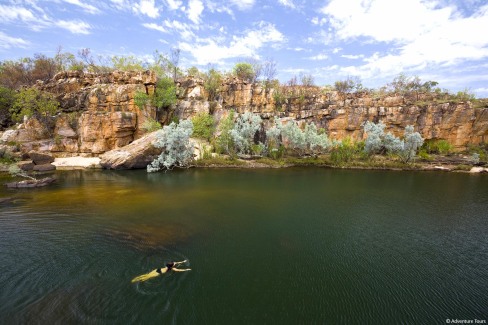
[131,260,191,283]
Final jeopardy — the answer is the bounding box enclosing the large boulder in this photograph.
[100,130,164,169]
[29,151,55,165]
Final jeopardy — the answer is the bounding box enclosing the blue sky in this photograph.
[1,0,487,96]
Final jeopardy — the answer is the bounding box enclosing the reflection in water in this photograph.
[0,168,487,323]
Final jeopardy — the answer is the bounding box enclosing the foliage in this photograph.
[363,122,424,163]
[230,112,262,154]
[134,91,150,109]
[329,138,362,166]
[423,139,452,155]
[10,88,59,126]
[232,62,255,83]
[191,112,215,141]
[8,164,36,180]
[215,110,235,155]
[334,76,362,94]
[204,68,222,101]
[141,117,162,133]
[152,77,176,110]
[265,119,283,158]
[299,73,315,87]
[0,86,15,127]
[470,153,480,165]
[281,121,331,156]
[111,55,146,71]
[455,88,476,101]
[363,121,386,155]
[147,119,194,172]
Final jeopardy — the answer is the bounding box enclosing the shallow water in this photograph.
[0,168,487,323]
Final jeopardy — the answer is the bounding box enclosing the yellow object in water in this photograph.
[131,260,190,283]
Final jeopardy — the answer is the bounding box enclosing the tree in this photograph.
[111,55,146,71]
[230,112,262,154]
[152,77,177,110]
[281,121,331,156]
[169,48,181,81]
[204,68,222,101]
[262,59,277,89]
[147,119,194,172]
[0,86,15,128]
[10,88,59,127]
[363,121,424,162]
[233,62,255,83]
[299,72,315,87]
[191,112,215,141]
[215,110,235,154]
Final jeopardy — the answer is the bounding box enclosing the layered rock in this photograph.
[1,71,486,158]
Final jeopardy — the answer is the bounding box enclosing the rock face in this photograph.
[100,130,164,169]
[2,71,487,158]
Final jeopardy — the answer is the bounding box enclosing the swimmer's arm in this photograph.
[174,260,188,265]
[173,268,191,272]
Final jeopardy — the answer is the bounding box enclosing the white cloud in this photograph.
[278,0,295,9]
[133,0,160,18]
[341,54,364,59]
[0,5,36,22]
[63,0,101,14]
[309,54,328,60]
[163,19,196,40]
[311,16,326,26]
[143,23,167,32]
[319,0,488,81]
[56,20,92,34]
[230,0,255,10]
[166,0,183,10]
[332,47,342,54]
[0,31,29,49]
[179,22,285,65]
[187,0,204,24]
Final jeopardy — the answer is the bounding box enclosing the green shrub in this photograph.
[423,139,452,155]
[152,77,176,110]
[329,138,360,166]
[134,91,150,110]
[141,117,162,133]
[191,112,215,141]
[10,88,59,130]
[215,110,235,155]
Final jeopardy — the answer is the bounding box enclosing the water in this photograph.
[0,168,487,324]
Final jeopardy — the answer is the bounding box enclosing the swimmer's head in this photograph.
[166,262,175,268]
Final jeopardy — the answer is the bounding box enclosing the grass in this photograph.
[194,155,246,167]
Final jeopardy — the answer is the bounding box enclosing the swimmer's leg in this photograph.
[131,269,160,283]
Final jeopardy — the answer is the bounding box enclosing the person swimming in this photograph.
[131,260,191,283]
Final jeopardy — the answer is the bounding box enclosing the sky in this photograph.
[0,0,487,96]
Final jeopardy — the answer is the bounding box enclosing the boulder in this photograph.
[17,161,34,171]
[469,167,488,173]
[29,151,54,165]
[100,130,164,169]
[33,164,56,172]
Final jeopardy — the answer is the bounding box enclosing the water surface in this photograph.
[0,168,487,323]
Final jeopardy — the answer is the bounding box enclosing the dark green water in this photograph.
[0,168,487,324]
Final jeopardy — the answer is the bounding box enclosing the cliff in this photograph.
[1,71,487,156]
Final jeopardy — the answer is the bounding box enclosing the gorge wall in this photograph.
[2,70,487,156]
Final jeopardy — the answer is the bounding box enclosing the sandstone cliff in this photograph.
[1,71,486,156]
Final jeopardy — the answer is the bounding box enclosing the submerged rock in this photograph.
[5,177,56,188]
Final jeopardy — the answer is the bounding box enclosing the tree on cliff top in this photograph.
[233,62,256,83]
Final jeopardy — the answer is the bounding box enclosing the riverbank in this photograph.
[1,154,487,175]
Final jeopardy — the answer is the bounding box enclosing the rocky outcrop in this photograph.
[1,71,487,158]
